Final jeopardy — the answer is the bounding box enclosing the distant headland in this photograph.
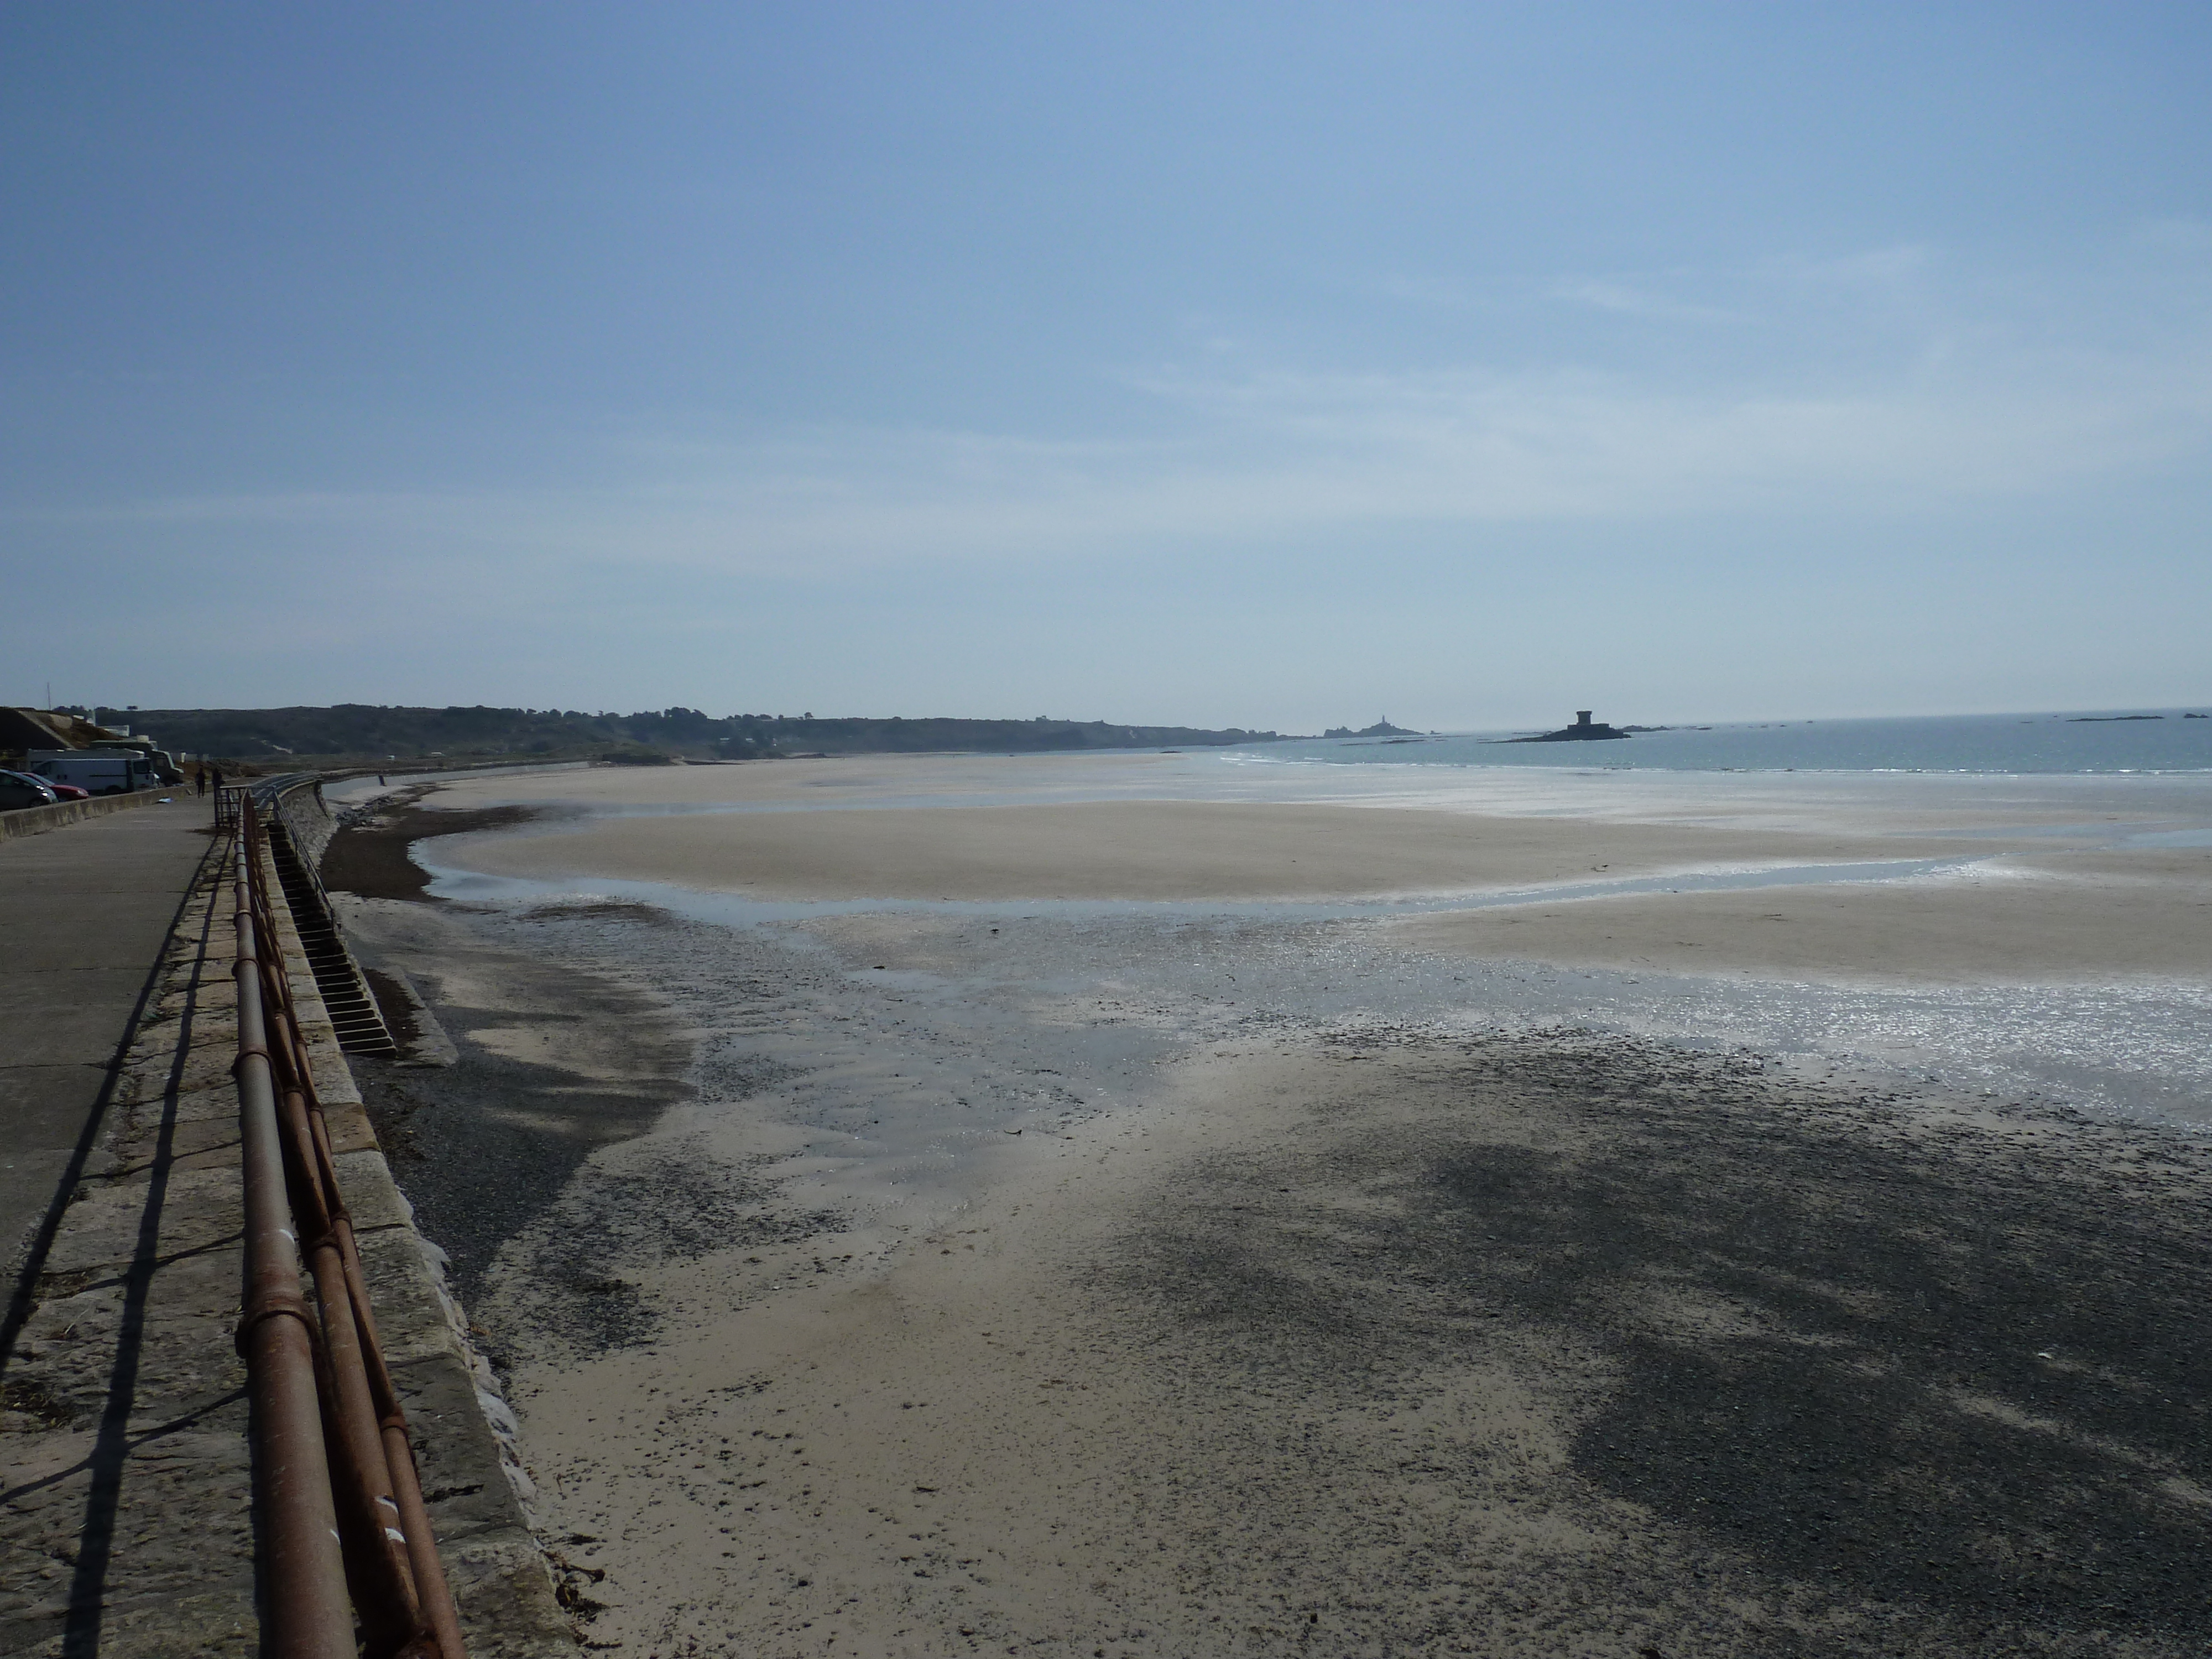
[1504,710,1631,743]
[66,704,1300,768]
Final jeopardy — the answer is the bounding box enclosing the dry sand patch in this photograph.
[1390,849,2212,985]
[440,799,1973,903]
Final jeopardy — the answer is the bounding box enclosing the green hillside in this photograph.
[96,705,1295,765]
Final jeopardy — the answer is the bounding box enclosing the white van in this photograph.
[86,740,182,785]
[27,750,156,795]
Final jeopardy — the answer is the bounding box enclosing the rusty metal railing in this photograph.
[232,794,466,1659]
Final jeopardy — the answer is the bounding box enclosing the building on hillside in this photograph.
[2,708,185,782]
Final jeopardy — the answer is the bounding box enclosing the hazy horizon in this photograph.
[7,4,2209,730]
[48,697,2212,742]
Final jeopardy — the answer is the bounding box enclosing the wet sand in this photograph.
[324,755,2212,1657]
[397,752,2212,984]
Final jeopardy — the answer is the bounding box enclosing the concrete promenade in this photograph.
[1,798,215,1305]
[0,798,568,1655]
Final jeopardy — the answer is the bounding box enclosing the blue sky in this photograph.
[5,3,2209,729]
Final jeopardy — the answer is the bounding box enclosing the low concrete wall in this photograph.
[269,776,341,868]
[0,787,175,841]
[272,762,586,870]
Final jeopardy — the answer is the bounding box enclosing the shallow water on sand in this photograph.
[420,853,2210,1239]
[418,848,1987,924]
[360,756,2212,1228]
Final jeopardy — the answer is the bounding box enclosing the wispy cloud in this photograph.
[1781,244,1932,287]
[1554,279,1740,323]
[22,243,2212,580]
[1373,272,1477,308]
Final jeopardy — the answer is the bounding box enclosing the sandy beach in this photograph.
[322,753,2212,1657]
[436,796,1986,904]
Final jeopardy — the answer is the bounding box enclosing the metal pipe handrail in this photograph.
[234,795,466,1658]
[232,822,356,1659]
[250,820,465,1657]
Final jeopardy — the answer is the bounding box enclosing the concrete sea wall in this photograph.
[0,788,175,842]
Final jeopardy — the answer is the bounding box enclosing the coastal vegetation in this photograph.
[98,703,1294,767]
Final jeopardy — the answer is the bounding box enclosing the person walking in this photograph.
[194,765,206,797]
[209,764,225,794]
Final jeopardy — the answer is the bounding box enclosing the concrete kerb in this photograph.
[0,810,571,1656]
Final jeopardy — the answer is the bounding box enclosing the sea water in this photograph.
[1236,707,2212,775]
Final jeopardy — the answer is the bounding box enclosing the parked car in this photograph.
[0,769,60,810]
[43,780,91,801]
